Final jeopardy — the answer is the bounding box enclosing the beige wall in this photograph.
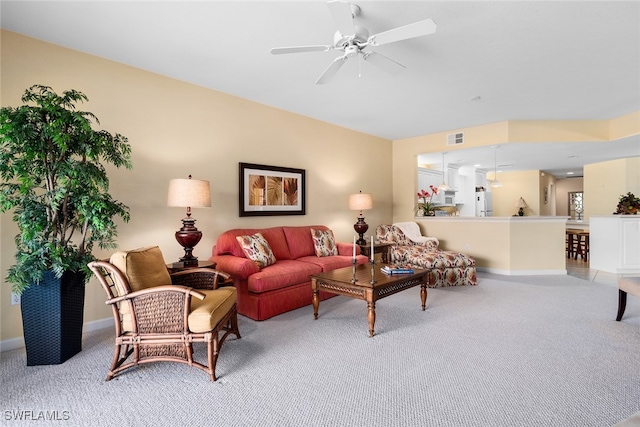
[584,157,640,219]
[489,170,544,217]
[0,31,392,343]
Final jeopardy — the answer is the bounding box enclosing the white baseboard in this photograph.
[478,267,567,276]
[0,336,25,353]
[84,317,114,334]
[0,317,114,352]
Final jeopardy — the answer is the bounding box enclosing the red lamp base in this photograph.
[353,216,369,246]
[175,217,202,266]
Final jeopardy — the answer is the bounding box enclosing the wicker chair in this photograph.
[88,246,240,381]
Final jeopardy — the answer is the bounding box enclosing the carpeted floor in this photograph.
[1,272,639,427]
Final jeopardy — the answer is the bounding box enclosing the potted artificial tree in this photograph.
[0,85,132,365]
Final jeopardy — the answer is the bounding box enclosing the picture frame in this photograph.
[239,162,306,217]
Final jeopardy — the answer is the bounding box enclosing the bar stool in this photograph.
[575,231,589,261]
[566,229,581,259]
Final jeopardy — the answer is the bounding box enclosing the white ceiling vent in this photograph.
[447,132,464,146]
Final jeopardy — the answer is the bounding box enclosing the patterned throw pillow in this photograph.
[311,228,338,257]
[236,233,276,269]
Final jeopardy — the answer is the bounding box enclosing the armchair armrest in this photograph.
[170,268,231,290]
[107,285,206,305]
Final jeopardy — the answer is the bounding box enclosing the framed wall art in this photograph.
[239,162,306,216]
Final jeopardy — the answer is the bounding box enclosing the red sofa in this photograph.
[210,225,368,320]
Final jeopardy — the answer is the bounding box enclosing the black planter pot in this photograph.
[20,270,86,366]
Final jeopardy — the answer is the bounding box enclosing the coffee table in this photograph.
[310,263,429,337]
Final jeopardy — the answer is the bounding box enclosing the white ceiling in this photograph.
[1,1,639,177]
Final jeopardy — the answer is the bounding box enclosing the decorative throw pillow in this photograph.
[311,228,338,257]
[236,233,276,269]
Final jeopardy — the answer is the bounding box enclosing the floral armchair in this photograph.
[376,222,477,288]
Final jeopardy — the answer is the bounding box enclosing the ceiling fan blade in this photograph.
[368,19,437,46]
[327,0,356,36]
[315,56,348,85]
[270,45,333,55]
[363,51,406,75]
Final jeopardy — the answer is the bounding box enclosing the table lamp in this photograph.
[167,175,211,265]
[516,197,528,216]
[349,191,373,246]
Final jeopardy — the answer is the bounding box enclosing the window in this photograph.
[568,192,583,220]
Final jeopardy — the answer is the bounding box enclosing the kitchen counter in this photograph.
[413,216,568,275]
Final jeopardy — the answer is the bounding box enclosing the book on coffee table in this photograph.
[381,265,414,274]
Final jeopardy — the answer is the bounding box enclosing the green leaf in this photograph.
[1,85,132,293]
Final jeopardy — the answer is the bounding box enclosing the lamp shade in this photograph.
[516,197,529,209]
[349,192,373,211]
[167,177,211,208]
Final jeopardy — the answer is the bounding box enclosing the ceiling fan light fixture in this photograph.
[270,0,437,84]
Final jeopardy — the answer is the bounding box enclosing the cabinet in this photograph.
[446,166,459,191]
[590,215,640,274]
[417,167,464,206]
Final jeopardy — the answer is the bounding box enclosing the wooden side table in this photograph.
[166,260,216,273]
[358,242,392,264]
[167,260,235,287]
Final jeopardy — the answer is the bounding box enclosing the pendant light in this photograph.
[490,146,503,188]
[438,152,451,191]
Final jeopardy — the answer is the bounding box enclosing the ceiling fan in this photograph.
[270,0,437,84]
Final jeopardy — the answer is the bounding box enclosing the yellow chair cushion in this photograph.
[188,287,238,333]
[110,246,172,293]
[121,287,238,333]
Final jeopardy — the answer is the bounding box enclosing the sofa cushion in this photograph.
[298,255,367,272]
[247,259,322,293]
[284,225,329,259]
[110,246,171,293]
[236,233,277,269]
[311,228,338,257]
[214,227,291,260]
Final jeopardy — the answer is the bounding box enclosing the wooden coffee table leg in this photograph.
[421,282,428,311]
[367,301,376,337]
[312,280,319,319]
